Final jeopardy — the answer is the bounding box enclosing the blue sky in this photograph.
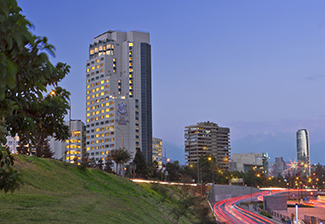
[17,1,325,161]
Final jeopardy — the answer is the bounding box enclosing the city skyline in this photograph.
[17,1,325,163]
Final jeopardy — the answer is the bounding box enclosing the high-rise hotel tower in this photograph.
[85,31,152,163]
[296,129,310,176]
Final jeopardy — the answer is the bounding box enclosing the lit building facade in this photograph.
[296,129,310,176]
[152,137,163,168]
[5,135,20,154]
[85,31,152,163]
[184,121,230,169]
[50,120,86,163]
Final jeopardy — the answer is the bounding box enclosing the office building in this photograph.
[50,120,86,164]
[296,129,310,176]
[184,121,230,169]
[230,153,269,175]
[273,157,287,177]
[85,31,152,163]
[152,137,163,168]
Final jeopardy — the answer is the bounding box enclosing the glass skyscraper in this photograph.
[296,129,310,176]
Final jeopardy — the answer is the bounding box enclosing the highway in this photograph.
[213,191,279,224]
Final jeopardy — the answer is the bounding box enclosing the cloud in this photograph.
[306,75,325,81]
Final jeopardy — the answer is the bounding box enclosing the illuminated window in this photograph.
[100,69,104,72]
[105,109,109,112]
[91,66,95,70]
[107,44,111,49]
[90,49,94,54]
[113,58,116,62]
[96,134,99,138]
[101,80,104,84]
[106,102,109,106]
[96,94,99,97]
[87,68,90,72]
[129,80,133,84]
[101,92,104,96]
[95,48,98,53]
[129,43,133,47]
[129,86,133,89]
[86,119,89,122]
[106,79,109,82]
[99,46,102,51]
[87,85,90,89]
[129,51,132,55]
[100,86,104,90]
[96,65,99,69]
[87,96,90,100]
[105,114,109,118]
[86,113,90,117]
[87,147,90,151]
[129,68,133,72]
[96,59,99,63]
[129,57,132,61]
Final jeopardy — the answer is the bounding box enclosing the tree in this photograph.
[110,147,131,176]
[133,148,147,178]
[0,0,70,193]
[39,138,54,158]
[104,155,114,173]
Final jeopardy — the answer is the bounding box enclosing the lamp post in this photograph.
[110,126,124,149]
[50,90,71,163]
[68,99,71,163]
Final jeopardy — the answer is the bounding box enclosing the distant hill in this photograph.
[163,141,185,165]
[232,132,324,164]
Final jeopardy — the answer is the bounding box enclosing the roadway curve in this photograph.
[214,191,277,224]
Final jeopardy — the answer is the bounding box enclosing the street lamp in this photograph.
[109,126,124,149]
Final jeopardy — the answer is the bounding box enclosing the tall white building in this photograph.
[85,30,152,163]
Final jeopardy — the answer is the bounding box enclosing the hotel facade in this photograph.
[85,31,152,163]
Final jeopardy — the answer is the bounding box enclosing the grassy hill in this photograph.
[0,155,213,224]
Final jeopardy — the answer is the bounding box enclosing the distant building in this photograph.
[296,129,310,176]
[231,153,269,175]
[152,137,163,168]
[5,135,20,154]
[273,157,287,177]
[184,121,230,169]
[50,120,86,164]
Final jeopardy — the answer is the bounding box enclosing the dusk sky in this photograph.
[17,1,325,162]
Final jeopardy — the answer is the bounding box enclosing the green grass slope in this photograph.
[0,155,199,224]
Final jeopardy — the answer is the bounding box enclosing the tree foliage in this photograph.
[110,147,131,175]
[133,148,147,178]
[0,0,70,193]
